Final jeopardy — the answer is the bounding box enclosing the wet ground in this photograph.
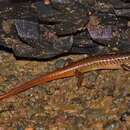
[0,50,130,129]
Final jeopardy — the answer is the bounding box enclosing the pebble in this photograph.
[28,97,37,107]
[103,120,121,130]
[71,97,82,104]
[82,108,106,120]
[67,115,78,120]
[17,126,24,130]
[55,59,66,69]
[35,127,45,130]
[5,122,12,127]
[120,112,130,121]
[6,74,18,81]
[112,95,125,104]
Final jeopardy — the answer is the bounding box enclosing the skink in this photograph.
[0,53,130,100]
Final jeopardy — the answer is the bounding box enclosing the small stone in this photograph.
[112,95,125,104]
[104,120,121,130]
[35,127,45,130]
[6,74,18,81]
[120,112,130,121]
[17,126,24,130]
[83,108,106,120]
[71,97,82,104]
[55,59,66,69]
[5,122,12,127]
[67,115,78,120]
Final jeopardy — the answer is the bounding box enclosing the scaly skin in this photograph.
[0,53,130,100]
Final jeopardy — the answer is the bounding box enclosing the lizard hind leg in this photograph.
[75,70,84,89]
[121,64,130,71]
